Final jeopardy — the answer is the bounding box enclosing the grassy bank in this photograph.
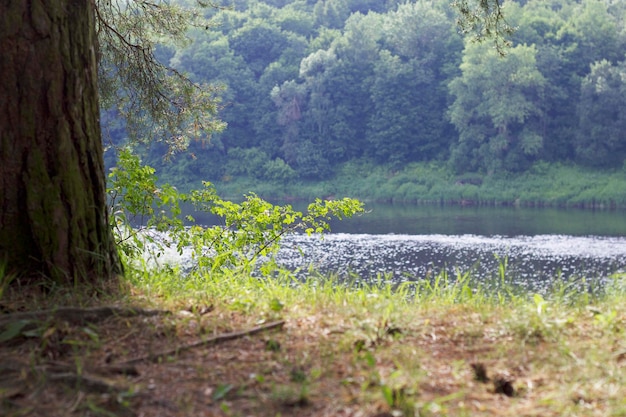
[3,267,626,416]
[208,161,626,208]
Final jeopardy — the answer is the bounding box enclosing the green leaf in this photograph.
[381,385,394,407]
[0,320,32,343]
[364,351,376,368]
[212,384,234,401]
[269,298,284,312]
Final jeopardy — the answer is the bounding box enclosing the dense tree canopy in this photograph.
[448,42,546,173]
[99,0,625,185]
[96,0,225,154]
[576,59,626,167]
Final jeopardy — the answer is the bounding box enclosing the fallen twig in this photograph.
[120,320,285,365]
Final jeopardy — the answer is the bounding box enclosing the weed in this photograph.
[0,261,16,303]
[108,149,364,280]
[271,383,310,407]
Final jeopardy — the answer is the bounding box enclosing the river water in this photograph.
[272,204,626,293]
[152,203,626,293]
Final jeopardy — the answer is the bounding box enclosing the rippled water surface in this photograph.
[274,233,626,293]
[275,205,626,292]
[163,204,626,292]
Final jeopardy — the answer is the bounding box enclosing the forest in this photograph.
[103,0,626,201]
[5,2,626,415]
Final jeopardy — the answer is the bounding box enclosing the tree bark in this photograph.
[0,0,122,284]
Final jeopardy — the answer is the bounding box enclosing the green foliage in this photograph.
[222,159,626,208]
[452,0,515,55]
[263,157,297,182]
[225,147,297,182]
[230,20,290,76]
[101,0,626,204]
[107,149,364,274]
[575,59,626,167]
[0,261,16,302]
[97,0,226,155]
[448,42,546,173]
[108,149,187,260]
[0,320,34,343]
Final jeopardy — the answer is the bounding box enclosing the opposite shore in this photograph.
[171,161,626,210]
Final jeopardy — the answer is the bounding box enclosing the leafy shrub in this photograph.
[262,158,297,183]
[225,147,271,178]
[108,148,364,275]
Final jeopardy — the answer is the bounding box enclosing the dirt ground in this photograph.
[1,290,621,417]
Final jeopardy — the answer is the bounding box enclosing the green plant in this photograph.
[107,149,364,276]
[0,319,39,343]
[0,260,16,302]
[505,292,572,345]
[108,148,187,262]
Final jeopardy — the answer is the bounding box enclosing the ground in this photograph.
[1,283,625,417]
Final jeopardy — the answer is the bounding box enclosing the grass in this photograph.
[204,160,626,209]
[3,264,626,416]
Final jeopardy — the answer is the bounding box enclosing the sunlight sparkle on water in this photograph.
[273,233,626,293]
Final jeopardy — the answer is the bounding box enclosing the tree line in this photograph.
[2,0,620,284]
[104,0,626,184]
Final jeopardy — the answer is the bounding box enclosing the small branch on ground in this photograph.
[120,320,286,365]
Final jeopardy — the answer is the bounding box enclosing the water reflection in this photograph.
[328,203,626,237]
[157,203,626,292]
[181,201,626,236]
[274,233,626,293]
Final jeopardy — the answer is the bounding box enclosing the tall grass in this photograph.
[125,255,612,323]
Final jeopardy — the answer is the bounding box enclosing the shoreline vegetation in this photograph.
[201,161,626,209]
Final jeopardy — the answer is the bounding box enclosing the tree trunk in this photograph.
[0,0,122,284]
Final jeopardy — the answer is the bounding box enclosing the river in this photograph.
[274,204,626,293]
[152,203,626,293]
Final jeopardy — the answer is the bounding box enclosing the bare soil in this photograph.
[1,289,624,416]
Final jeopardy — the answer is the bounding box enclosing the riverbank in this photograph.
[2,270,626,416]
[205,161,626,209]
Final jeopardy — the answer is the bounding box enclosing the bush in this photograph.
[107,148,364,275]
[225,147,271,178]
[262,158,297,183]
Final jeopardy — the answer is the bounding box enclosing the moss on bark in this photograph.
[0,0,122,285]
